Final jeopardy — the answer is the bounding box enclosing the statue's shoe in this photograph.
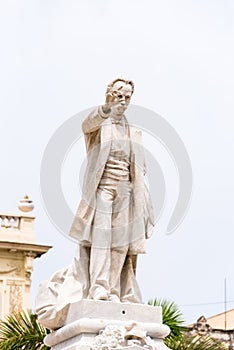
[109,294,120,302]
[93,291,109,301]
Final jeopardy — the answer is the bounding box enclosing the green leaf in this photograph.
[148,298,226,350]
[0,310,50,349]
[148,298,185,342]
[165,333,227,350]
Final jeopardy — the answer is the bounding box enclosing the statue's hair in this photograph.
[106,78,134,95]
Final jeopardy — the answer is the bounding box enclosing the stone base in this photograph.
[44,300,171,350]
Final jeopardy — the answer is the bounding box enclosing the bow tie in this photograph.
[111,118,123,125]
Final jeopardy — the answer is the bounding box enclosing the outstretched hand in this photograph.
[105,92,116,107]
[103,92,119,113]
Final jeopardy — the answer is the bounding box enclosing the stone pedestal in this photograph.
[44,300,170,350]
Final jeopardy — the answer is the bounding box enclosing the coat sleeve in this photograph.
[82,106,110,134]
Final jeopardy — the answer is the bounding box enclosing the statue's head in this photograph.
[106,78,134,115]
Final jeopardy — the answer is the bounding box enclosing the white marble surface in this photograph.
[43,300,171,350]
[65,300,162,325]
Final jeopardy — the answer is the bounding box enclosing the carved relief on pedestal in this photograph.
[92,323,156,350]
[9,284,23,313]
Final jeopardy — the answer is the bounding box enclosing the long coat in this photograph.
[69,106,154,254]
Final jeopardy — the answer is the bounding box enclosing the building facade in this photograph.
[0,197,51,319]
[188,312,234,349]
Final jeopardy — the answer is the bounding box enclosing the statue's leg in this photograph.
[89,185,114,300]
[120,254,142,303]
[132,254,137,275]
[109,246,128,301]
[75,244,91,298]
[110,180,141,302]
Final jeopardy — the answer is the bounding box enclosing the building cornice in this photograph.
[0,240,52,258]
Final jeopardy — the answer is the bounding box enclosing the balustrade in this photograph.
[0,214,19,229]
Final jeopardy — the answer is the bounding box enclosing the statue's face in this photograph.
[109,81,133,116]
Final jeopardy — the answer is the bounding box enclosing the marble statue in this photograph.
[36,78,154,323]
[35,79,170,350]
[69,78,154,303]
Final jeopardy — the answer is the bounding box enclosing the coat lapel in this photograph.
[129,125,145,175]
[95,119,112,183]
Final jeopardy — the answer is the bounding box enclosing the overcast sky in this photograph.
[1,0,234,324]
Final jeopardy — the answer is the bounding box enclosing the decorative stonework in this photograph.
[188,315,234,349]
[9,284,23,313]
[191,316,212,336]
[18,195,34,213]
[24,252,36,279]
[0,264,21,276]
[92,325,127,350]
[92,324,156,350]
[43,300,171,350]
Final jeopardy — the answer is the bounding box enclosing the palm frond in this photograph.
[148,298,226,350]
[148,298,185,342]
[165,333,227,350]
[0,310,50,350]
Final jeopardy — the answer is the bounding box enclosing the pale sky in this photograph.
[1,0,234,324]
